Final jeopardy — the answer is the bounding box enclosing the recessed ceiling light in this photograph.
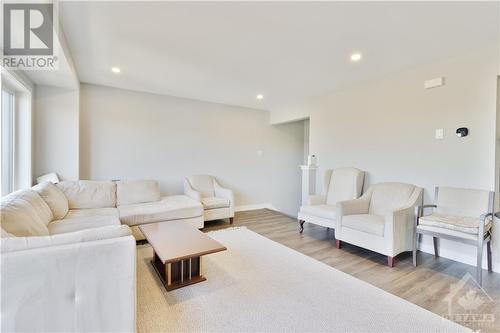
[256,94,264,100]
[111,67,121,73]
[350,53,362,62]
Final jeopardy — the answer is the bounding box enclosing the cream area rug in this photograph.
[136,227,469,332]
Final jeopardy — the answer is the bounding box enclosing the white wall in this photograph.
[34,85,80,181]
[271,47,499,271]
[303,119,310,164]
[80,84,304,216]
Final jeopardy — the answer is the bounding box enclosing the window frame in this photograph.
[1,67,33,195]
[1,86,16,195]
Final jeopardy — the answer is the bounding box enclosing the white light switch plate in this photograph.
[424,77,445,89]
[435,128,444,139]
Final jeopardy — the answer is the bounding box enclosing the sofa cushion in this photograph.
[48,215,121,235]
[57,180,116,209]
[201,197,230,210]
[299,204,336,220]
[342,214,385,237]
[0,189,52,236]
[419,213,492,235]
[116,180,160,206]
[118,195,203,226]
[32,182,69,219]
[368,183,416,216]
[65,207,119,219]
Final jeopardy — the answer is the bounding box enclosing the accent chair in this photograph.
[413,187,494,286]
[336,182,423,267]
[297,167,365,234]
[184,175,234,224]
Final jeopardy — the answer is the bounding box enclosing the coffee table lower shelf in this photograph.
[151,252,206,291]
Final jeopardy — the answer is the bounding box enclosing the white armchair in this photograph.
[336,182,423,267]
[414,187,494,286]
[297,167,365,233]
[184,175,234,224]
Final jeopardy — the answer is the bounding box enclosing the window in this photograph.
[1,88,15,195]
[0,69,33,195]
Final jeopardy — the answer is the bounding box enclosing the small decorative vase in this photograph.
[308,155,317,167]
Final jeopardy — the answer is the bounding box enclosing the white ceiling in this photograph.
[0,4,78,89]
[59,1,498,110]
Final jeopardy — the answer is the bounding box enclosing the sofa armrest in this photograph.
[183,178,201,202]
[384,206,415,256]
[214,180,234,215]
[336,198,370,235]
[1,225,132,253]
[1,232,136,332]
[385,187,423,255]
[306,195,326,206]
[337,198,370,217]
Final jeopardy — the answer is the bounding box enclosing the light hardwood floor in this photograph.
[203,209,500,332]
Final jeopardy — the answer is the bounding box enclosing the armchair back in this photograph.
[325,167,364,205]
[435,187,493,217]
[368,182,419,216]
[187,175,215,198]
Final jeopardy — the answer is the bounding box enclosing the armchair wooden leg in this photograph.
[335,240,341,249]
[229,217,234,224]
[298,220,305,233]
[433,237,439,258]
[387,256,395,268]
[487,240,492,272]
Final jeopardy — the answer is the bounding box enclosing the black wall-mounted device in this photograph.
[455,127,468,137]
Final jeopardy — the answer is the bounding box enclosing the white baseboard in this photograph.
[235,203,278,212]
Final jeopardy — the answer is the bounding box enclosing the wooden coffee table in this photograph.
[139,222,226,291]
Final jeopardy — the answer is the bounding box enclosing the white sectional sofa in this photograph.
[117,180,204,240]
[0,179,204,332]
[53,179,204,240]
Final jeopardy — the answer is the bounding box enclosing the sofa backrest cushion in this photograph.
[368,182,416,216]
[325,168,365,205]
[187,175,215,198]
[436,187,493,217]
[32,182,69,219]
[116,180,160,206]
[57,181,117,209]
[0,189,51,236]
